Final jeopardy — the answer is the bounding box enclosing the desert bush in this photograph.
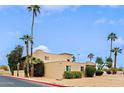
[111,68,117,74]
[117,67,123,71]
[0,65,9,71]
[95,70,104,76]
[106,69,111,74]
[85,66,96,77]
[64,71,82,79]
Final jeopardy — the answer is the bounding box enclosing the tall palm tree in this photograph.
[27,5,40,77]
[87,53,94,62]
[20,34,31,77]
[111,47,122,68]
[108,32,118,58]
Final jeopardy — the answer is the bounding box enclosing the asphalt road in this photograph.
[0,76,51,87]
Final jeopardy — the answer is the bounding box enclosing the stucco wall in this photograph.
[33,50,73,63]
[14,70,24,77]
[44,61,85,79]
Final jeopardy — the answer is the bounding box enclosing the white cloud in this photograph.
[107,5,121,8]
[94,18,107,24]
[99,5,122,8]
[109,20,115,24]
[0,6,9,10]
[41,5,80,16]
[114,37,124,47]
[7,31,21,38]
[41,5,69,12]
[118,18,124,25]
[94,18,124,25]
[33,45,50,52]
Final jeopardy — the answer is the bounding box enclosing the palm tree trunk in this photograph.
[26,41,29,77]
[31,10,35,77]
[114,53,117,68]
[110,39,112,58]
[17,63,19,77]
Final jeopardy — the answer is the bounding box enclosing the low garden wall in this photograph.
[14,70,24,77]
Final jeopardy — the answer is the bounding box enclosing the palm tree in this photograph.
[87,53,94,62]
[108,32,118,58]
[27,5,40,77]
[111,47,122,68]
[20,34,31,77]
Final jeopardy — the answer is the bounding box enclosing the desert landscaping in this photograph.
[4,72,124,87]
[1,70,124,87]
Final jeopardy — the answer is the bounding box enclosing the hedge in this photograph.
[64,71,82,79]
[85,66,96,77]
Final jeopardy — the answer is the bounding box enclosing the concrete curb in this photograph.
[3,75,68,87]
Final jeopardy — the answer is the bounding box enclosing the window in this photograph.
[81,66,84,72]
[45,56,49,60]
[66,66,71,71]
[67,59,70,62]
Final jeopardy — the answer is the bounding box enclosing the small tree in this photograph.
[87,53,94,62]
[95,57,104,70]
[6,45,23,76]
[106,57,113,69]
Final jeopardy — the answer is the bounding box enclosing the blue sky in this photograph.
[0,5,124,67]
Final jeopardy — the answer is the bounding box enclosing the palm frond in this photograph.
[27,6,32,12]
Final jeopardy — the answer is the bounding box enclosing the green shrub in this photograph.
[95,70,104,76]
[111,68,117,74]
[71,71,82,78]
[64,71,73,79]
[64,71,82,79]
[34,62,44,77]
[106,69,111,74]
[85,66,96,77]
[33,59,44,77]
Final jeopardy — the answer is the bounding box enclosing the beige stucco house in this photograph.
[14,50,95,79]
[32,50,95,79]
